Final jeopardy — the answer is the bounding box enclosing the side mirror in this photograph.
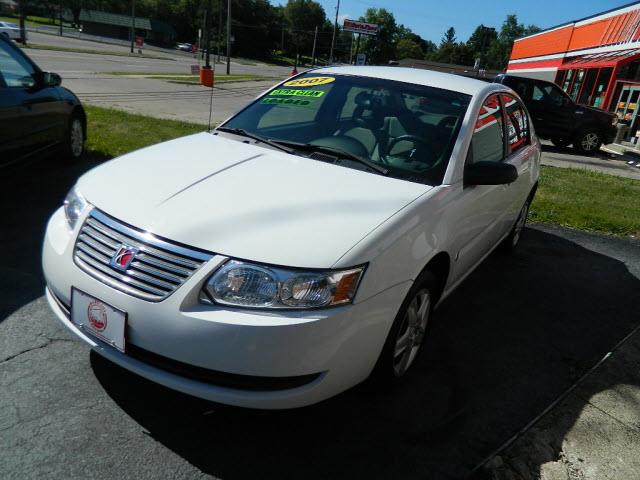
[42,72,62,87]
[465,161,518,186]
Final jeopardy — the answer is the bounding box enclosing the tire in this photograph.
[500,196,532,253]
[370,270,437,385]
[550,137,570,148]
[63,111,85,161]
[573,129,602,155]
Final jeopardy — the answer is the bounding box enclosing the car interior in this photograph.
[226,77,471,185]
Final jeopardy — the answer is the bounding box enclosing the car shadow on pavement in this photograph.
[0,152,109,323]
[89,226,640,480]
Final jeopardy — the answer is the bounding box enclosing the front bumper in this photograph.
[604,124,616,145]
[43,207,410,409]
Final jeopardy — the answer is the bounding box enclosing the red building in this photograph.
[507,1,640,121]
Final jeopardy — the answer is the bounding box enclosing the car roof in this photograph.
[312,66,502,97]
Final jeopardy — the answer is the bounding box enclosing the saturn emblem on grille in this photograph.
[110,244,138,271]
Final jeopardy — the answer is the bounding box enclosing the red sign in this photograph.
[343,19,379,36]
[87,300,107,332]
[135,35,144,47]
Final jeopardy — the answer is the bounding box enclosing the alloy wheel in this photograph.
[580,132,600,152]
[393,289,431,377]
[512,201,530,247]
[70,119,84,158]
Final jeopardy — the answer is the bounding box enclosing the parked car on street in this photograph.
[0,21,25,42]
[494,74,616,154]
[0,34,85,167]
[175,42,193,52]
[43,67,540,409]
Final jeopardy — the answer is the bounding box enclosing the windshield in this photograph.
[221,73,471,185]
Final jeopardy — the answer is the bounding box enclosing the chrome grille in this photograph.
[74,209,213,302]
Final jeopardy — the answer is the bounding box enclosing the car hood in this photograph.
[78,133,430,268]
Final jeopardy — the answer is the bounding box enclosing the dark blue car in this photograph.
[0,35,86,167]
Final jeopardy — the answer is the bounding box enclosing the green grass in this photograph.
[0,15,69,27]
[106,72,277,84]
[81,106,640,237]
[531,166,640,237]
[21,43,174,61]
[84,106,205,159]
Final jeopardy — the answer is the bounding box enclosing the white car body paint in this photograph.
[0,22,25,41]
[43,66,540,408]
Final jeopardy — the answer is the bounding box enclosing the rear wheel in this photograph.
[371,270,437,384]
[63,112,85,161]
[573,129,602,155]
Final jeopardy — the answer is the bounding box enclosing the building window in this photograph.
[592,68,612,109]
[562,69,575,93]
[569,69,585,101]
[578,69,599,105]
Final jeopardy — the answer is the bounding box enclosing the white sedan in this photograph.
[43,67,540,409]
[0,22,26,42]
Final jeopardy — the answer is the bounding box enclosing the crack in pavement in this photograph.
[0,337,75,365]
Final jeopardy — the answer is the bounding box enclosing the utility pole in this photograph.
[311,26,318,66]
[129,0,135,54]
[349,32,354,64]
[226,0,231,74]
[329,0,340,64]
[18,0,26,45]
[217,0,223,62]
[280,22,285,52]
[203,8,210,67]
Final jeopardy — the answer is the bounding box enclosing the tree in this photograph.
[440,26,456,46]
[396,38,424,60]
[283,0,327,57]
[358,8,399,64]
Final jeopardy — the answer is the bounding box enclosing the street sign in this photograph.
[343,19,378,36]
[191,65,200,74]
[135,36,144,47]
[356,53,366,66]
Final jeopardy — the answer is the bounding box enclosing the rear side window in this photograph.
[502,94,530,154]
[471,94,504,163]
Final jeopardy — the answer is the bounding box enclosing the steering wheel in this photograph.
[385,134,438,168]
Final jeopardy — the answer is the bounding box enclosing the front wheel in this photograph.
[573,129,602,155]
[501,197,531,252]
[371,270,436,384]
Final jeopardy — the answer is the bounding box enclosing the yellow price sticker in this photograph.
[283,76,335,87]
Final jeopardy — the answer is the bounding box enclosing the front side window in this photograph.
[0,40,36,88]
[502,94,530,154]
[223,73,471,186]
[470,95,504,163]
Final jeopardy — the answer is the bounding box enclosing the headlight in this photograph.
[63,185,89,230]
[203,260,365,309]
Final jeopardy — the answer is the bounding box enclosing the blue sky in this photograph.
[273,0,634,43]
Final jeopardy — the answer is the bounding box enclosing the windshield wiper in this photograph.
[215,127,294,154]
[270,140,389,175]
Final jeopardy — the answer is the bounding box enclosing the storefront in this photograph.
[506,1,640,135]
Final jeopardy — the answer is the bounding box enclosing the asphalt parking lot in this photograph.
[1,156,640,480]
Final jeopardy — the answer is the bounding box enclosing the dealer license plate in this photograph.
[71,288,126,352]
